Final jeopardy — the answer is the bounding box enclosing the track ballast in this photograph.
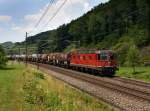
[29,62,150,111]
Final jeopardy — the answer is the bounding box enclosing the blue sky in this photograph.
[0,0,109,43]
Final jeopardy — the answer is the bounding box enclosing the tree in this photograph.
[113,42,130,66]
[126,45,140,73]
[0,45,7,67]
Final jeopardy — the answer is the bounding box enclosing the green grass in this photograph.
[0,62,24,111]
[116,67,150,82]
[0,62,114,111]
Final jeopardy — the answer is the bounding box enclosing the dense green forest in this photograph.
[8,0,150,66]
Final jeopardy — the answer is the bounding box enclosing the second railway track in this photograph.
[113,77,150,89]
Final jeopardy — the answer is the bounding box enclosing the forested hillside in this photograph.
[1,42,14,50]
[11,0,150,66]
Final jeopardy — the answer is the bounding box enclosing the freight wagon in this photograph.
[8,50,118,76]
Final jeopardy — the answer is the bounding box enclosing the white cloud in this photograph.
[0,15,12,22]
[0,27,3,32]
[9,0,109,41]
[12,26,21,31]
[83,2,92,12]
[21,0,93,35]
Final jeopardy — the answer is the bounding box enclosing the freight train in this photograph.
[8,50,118,76]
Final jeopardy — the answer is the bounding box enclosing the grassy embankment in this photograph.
[116,67,150,82]
[0,62,114,111]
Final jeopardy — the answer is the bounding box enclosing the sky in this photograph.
[0,0,109,43]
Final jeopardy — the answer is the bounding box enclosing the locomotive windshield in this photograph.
[98,52,108,60]
[97,51,117,60]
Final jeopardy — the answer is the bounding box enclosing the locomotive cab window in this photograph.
[98,52,108,60]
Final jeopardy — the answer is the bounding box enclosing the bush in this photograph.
[126,45,140,73]
[34,72,45,79]
[23,75,62,110]
[113,42,130,66]
[0,45,7,67]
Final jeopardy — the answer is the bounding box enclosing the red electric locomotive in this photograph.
[69,50,118,75]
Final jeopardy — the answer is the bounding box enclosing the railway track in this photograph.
[29,62,150,110]
[113,77,150,89]
[39,63,150,101]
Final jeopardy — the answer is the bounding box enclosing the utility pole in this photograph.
[25,32,28,67]
[18,47,21,64]
[37,50,39,70]
[36,40,52,70]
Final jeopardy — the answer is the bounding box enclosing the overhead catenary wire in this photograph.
[28,0,55,34]
[34,9,145,48]
[36,3,143,36]
[28,0,68,35]
[34,0,55,29]
[43,0,68,29]
[27,1,145,42]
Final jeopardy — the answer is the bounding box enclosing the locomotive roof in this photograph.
[72,50,114,54]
